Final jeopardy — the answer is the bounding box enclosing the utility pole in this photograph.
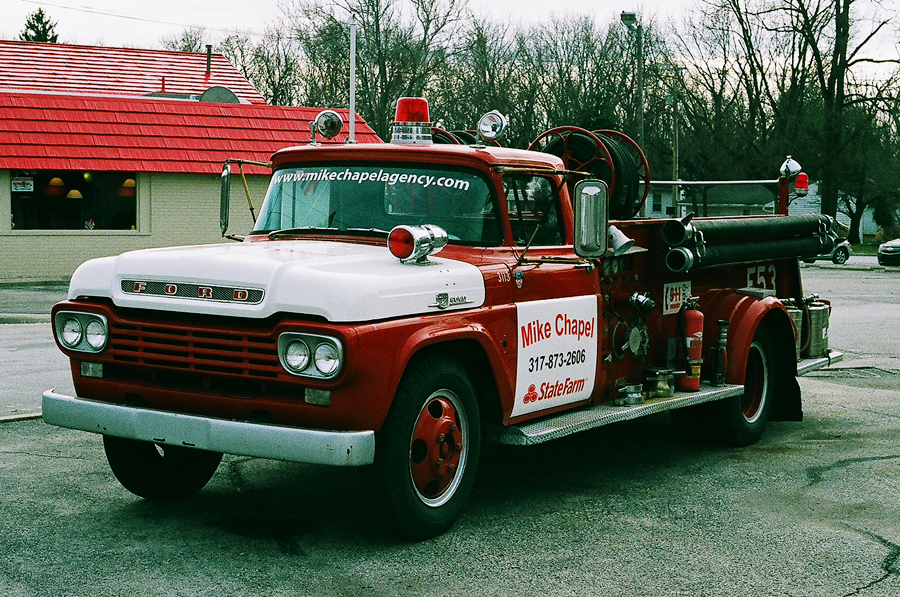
[620,12,643,147]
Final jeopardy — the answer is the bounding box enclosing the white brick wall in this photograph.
[0,170,270,282]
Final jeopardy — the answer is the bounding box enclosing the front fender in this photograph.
[353,308,515,433]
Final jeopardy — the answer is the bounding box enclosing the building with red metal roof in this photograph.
[0,40,266,104]
[0,41,380,281]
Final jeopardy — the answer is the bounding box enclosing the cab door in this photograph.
[501,174,602,420]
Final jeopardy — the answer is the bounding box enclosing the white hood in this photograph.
[69,240,486,322]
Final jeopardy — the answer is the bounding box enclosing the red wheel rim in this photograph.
[742,341,768,423]
[408,390,468,507]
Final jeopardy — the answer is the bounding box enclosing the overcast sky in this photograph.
[5,0,698,48]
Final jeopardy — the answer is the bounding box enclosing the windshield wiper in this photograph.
[346,228,390,235]
[267,227,338,239]
[267,227,390,240]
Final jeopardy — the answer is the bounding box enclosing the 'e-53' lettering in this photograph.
[747,265,776,290]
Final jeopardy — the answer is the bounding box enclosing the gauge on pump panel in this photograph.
[603,259,612,276]
[611,258,621,275]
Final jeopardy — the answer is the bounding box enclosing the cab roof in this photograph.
[271,142,566,172]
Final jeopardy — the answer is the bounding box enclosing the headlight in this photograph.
[278,333,344,379]
[85,320,108,350]
[283,340,310,373]
[314,342,341,376]
[61,318,83,348]
[55,312,108,353]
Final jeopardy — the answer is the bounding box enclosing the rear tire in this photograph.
[376,356,481,540]
[103,435,222,500]
[718,328,776,446]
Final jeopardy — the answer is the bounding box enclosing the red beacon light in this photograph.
[388,225,448,263]
[391,97,433,145]
[795,172,809,196]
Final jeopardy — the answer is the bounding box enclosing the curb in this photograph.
[800,263,886,272]
[0,314,52,324]
[0,412,42,424]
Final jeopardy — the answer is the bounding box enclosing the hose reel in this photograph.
[528,126,650,219]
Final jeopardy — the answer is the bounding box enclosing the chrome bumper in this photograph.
[42,390,375,467]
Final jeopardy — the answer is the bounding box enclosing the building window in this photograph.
[652,192,662,212]
[10,170,137,230]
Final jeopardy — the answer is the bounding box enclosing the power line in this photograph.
[21,0,262,37]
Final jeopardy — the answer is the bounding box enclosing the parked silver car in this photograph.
[803,238,852,264]
[877,238,900,266]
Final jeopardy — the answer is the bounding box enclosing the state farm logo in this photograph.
[522,378,588,404]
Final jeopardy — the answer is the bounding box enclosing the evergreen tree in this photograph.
[19,8,59,43]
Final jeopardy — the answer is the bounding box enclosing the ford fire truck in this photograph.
[43,98,842,539]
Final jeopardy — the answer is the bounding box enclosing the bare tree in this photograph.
[288,0,467,138]
[431,20,521,138]
[160,27,208,53]
[219,28,302,106]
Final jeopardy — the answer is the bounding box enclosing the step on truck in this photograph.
[43,98,842,539]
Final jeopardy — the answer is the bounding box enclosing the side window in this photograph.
[503,175,564,246]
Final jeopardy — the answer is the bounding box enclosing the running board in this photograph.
[489,349,844,447]
[797,350,842,376]
[488,384,744,446]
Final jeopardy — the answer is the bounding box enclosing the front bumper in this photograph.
[42,390,375,466]
[878,251,900,265]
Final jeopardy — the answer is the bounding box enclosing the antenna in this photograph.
[348,20,357,143]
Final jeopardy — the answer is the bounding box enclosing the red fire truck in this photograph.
[43,98,841,539]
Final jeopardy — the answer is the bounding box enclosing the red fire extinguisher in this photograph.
[677,297,704,391]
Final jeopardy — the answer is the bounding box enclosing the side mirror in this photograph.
[220,163,231,236]
[573,179,609,258]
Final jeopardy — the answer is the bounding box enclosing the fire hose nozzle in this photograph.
[662,215,696,247]
[665,246,695,273]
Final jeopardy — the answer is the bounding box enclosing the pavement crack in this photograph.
[806,454,900,486]
[841,530,900,597]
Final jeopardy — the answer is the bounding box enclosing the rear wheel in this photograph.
[103,435,222,500]
[718,328,776,446]
[376,356,481,540]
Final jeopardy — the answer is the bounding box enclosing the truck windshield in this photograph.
[253,164,503,245]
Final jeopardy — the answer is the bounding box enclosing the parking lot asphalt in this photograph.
[0,282,68,323]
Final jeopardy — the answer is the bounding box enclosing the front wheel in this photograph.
[103,435,222,500]
[832,247,849,264]
[376,356,481,540]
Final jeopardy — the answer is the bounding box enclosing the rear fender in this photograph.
[705,294,801,421]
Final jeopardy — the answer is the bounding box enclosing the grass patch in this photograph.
[851,243,879,256]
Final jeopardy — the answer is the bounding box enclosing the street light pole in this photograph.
[620,12,643,147]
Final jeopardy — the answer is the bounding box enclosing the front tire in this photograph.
[103,435,222,501]
[832,247,849,264]
[376,356,481,540]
